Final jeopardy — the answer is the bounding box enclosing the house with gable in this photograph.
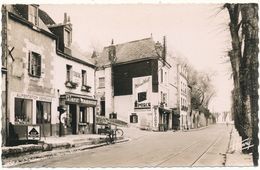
[1,4,97,145]
[93,37,177,131]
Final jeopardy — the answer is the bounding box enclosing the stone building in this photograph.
[1,4,97,145]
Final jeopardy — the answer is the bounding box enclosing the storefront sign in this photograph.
[27,125,40,140]
[133,76,152,111]
[65,95,97,106]
[16,93,52,102]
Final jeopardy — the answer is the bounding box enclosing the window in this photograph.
[99,77,105,88]
[161,69,163,83]
[36,101,51,124]
[15,98,32,124]
[29,52,41,77]
[100,99,105,116]
[28,5,38,25]
[82,70,87,86]
[79,107,88,123]
[64,29,71,47]
[130,113,138,123]
[66,65,72,81]
[138,92,147,102]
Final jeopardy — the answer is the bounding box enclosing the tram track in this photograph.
[155,131,225,167]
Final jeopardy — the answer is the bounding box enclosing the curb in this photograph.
[2,138,130,168]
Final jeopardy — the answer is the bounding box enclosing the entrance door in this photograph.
[69,104,77,134]
[163,113,169,130]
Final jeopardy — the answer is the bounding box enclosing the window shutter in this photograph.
[38,54,41,76]
[28,52,31,74]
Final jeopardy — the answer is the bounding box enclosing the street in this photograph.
[16,124,231,167]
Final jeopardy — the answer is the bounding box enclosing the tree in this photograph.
[225,3,259,166]
[176,57,216,127]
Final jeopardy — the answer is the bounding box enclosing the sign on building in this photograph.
[27,125,41,140]
[133,76,152,111]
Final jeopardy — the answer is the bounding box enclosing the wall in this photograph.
[7,16,56,125]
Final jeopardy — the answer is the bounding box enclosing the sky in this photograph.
[40,3,233,113]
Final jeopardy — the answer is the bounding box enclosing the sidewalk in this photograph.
[2,133,129,167]
[225,126,253,166]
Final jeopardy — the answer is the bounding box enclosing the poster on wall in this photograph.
[133,76,152,111]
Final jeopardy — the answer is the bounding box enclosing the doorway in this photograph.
[69,104,77,134]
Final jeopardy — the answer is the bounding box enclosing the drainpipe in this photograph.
[2,5,9,146]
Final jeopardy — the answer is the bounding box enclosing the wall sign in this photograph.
[27,125,40,140]
[65,95,97,106]
[16,92,52,102]
[133,76,152,111]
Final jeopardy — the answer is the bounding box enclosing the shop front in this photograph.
[158,107,172,131]
[9,92,55,145]
[59,93,97,135]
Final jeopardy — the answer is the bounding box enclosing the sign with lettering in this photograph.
[16,92,52,102]
[133,76,152,111]
[27,125,40,140]
[65,95,97,106]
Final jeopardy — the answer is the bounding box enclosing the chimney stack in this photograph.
[63,13,67,24]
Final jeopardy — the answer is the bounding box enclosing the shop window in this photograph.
[99,77,105,88]
[66,65,72,81]
[79,107,88,123]
[130,113,138,123]
[15,98,33,124]
[36,101,51,124]
[28,51,41,77]
[28,5,38,26]
[138,92,147,102]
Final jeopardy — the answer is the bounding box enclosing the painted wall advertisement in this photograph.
[133,76,152,111]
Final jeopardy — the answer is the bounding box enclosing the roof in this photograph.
[8,4,94,67]
[11,5,54,35]
[95,37,159,67]
[38,9,56,25]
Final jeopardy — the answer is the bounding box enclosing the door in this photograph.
[69,104,77,134]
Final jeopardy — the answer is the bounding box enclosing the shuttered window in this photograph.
[28,51,41,77]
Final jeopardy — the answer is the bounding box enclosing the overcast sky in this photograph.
[41,4,233,113]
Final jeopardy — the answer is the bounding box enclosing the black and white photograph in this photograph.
[1,0,259,168]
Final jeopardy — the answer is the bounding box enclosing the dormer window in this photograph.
[64,29,71,47]
[28,5,38,26]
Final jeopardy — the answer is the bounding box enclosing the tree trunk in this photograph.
[240,3,259,165]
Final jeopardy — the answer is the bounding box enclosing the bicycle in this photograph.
[104,125,124,144]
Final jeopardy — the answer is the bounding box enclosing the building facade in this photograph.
[2,5,97,145]
[94,37,177,131]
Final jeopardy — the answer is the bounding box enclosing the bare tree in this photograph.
[225,3,258,166]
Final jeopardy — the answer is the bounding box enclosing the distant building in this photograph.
[177,64,189,130]
[93,37,177,131]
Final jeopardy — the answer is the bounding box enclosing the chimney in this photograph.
[63,12,67,24]
[163,36,167,63]
[108,39,116,62]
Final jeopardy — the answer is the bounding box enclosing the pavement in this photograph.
[225,126,253,166]
[1,124,254,167]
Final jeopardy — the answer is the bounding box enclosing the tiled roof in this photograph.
[38,9,56,25]
[96,37,159,67]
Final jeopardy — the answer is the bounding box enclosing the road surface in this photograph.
[16,124,231,167]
